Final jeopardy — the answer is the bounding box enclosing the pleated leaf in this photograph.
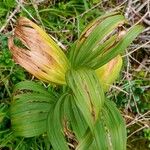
[10,81,55,137]
[88,25,144,69]
[70,13,126,68]
[13,80,53,97]
[69,12,118,62]
[76,100,126,150]
[64,98,88,141]
[102,100,127,150]
[47,94,70,150]
[66,68,104,132]
[76,128,93,150]
[70,13,143,70]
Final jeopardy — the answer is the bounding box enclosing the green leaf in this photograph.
[13,81,51,96]
[0,104,8,123]
[82,34,117,66]
[47,94,70,150]
[0,8,7,17]
[102,100,127,150]
[76,114,108,150]
[64,98,88,141]
[3,0,16,8]
[70,13,126,68]
[70,13,143,70]
[10,81,55,137]
[76,128,93,150]
[66,68,104,132]
[76,100,126,150]
[69,12,119,62]
[88,25,144,69]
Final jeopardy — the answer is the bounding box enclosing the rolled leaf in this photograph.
[96,55,123,91]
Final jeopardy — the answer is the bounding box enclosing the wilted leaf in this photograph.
[8,17,70,85]
[96,55,123,91]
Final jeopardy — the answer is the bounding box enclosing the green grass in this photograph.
[0,0,149,149]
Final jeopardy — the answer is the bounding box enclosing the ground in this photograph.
[0,0,149,149]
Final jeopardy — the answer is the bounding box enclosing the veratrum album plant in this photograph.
[8,12,143,150]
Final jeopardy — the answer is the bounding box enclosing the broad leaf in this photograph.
[66,68,104,132]
[10,81,55,137]
[102,100,126,150]
[76,100,126,150]
[13,81,53,96]
[69,13,143,70]
[64,98,88,141]
[76,128,94,150]
[47,94,70,150]
[88,25,144,69]
[70,14,126,68]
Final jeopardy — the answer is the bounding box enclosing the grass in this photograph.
[0,0,150,149]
